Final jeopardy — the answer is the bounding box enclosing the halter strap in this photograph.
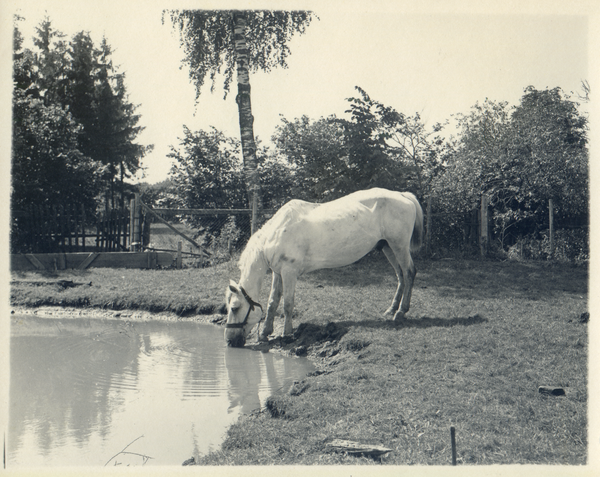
[225,286,263,329]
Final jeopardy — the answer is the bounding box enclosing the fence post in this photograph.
[425,196,432,256]
[81,204,87,253]
[129,198,135,250]
[480,194,488,258]
[130,194,141,251]
[549,199,554,259]
[177,241,182,269]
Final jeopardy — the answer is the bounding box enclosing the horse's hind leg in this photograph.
[388,244,417,321]
[259,272,282,341]
[382,244,403,316]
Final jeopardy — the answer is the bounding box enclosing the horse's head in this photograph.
[224,280,263,347]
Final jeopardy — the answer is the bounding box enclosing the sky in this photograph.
[1,0,596,185]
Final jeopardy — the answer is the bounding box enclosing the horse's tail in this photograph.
[404,192,424,252]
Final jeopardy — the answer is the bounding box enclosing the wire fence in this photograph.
[142,207,275,268]
[142,200,588,269]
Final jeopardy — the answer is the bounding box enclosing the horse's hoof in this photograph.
[393,311,406,322]
[383,307,395,316]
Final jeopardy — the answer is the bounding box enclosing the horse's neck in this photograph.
[239,250,268,299]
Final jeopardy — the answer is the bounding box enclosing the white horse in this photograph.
[224,188,424,347]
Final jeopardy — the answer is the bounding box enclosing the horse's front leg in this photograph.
[259,272,282,341]
[281,270,298,336]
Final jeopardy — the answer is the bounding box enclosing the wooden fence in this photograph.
[11,203,132,254]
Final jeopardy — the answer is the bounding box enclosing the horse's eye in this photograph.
[230,305,240,313]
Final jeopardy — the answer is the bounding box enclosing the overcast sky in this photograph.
[1,0,595,186]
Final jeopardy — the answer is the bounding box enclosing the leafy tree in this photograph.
[272,88,447,201]
[255,147,297,209]
[13,17,151,211]
[166,10,316,223]
[65,32,150,208]
[272,115,348,201]
[510,86,588,218]
[12,17,103,214]
[138,179,178,209]
[432,87,589,252]
[167,126,247,210]
[11,89,103,211]
[432,98,513,213]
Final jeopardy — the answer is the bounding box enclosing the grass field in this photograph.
[10,253,588,465]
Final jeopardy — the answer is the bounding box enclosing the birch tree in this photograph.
[165,10,316,231]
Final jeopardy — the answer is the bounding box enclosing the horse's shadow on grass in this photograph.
[359,314,488,329]
[250,314,487,353]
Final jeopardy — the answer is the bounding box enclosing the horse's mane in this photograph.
[238,225,268,273]
[238,200,309,272]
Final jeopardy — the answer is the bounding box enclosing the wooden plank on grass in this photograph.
[325,439,391,457]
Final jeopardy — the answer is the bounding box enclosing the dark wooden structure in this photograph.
[10,251,175,271]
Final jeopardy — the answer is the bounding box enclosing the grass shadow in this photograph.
[339,313,488,330]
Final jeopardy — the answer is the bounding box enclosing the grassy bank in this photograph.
[10,253,588,465]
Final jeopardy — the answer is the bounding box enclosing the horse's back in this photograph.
[259,189,421,272]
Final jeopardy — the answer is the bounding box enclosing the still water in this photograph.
[8,314,314,467]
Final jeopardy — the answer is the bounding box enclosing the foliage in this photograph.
[12,16,151,213]
[508,229,589,263]
[11,84,103,213]
[166,127,248,248]
[167,126,247,210]
[165,10,317,100]
[271,115,347,201]
[272,88,447,202]
[256,150,298,209]
[510,86,588,216]
[138,179,178,208]
[166,9,316,214]
[341,87,446,197]
[431,87,589,253]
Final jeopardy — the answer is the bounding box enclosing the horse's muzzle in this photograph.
[225,329,246,347]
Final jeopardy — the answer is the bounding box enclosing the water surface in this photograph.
[8,315,314,467]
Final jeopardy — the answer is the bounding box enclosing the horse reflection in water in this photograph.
[225,346,300,413]
[225,188,424,347]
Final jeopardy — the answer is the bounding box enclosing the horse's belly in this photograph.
[301,224,381,272]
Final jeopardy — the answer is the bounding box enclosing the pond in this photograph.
[7,314,315,467]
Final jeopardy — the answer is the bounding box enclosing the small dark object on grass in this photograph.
[538,386,566,396]
[57,280,92,289]
[579,312,589,323]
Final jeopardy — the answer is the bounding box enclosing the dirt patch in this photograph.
[246,321,349,361]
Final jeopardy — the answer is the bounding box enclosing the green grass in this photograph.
[10,261,238,315]
[10,253,588,465]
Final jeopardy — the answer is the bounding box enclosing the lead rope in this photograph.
[225,286,263,329]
